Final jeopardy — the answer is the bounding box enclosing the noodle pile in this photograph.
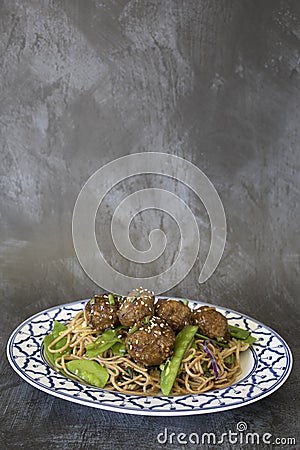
[46,309,249,396]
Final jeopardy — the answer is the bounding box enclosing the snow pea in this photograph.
[228,325,257,345]
[160,325,198,396]
[85,328,124,357]
[66,359,109,388]
[111,341,126,355]
[44,320,71,366]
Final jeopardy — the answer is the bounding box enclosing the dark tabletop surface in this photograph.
[1,1,299,449]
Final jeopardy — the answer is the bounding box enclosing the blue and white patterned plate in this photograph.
[7,298,292,416]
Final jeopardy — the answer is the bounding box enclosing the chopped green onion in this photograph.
[202,361,208,372]
[224,354,236,365]
[190,341,197,350]
[108,294,115,306]
[129,324,139,334]
[142,316,150,325]
[201,361,211,377]
[126,367,134,378]
[159,362,167,371]
[195,332,229,348]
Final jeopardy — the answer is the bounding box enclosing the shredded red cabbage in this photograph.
[203,340,219,380]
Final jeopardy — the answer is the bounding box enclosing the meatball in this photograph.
[84,294,119,333]
[125,317,175,366]
[155,299,192,331]
[117,287,155,328]
[192,306,230,341]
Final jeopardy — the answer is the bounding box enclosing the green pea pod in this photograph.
[112,341,126,355]
[85,329,120,357]
[66,359,109,388]
[160,325,198,396]
[44,320,71,366]
[228,325,257,345]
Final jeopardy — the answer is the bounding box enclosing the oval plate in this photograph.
[7,298,292,416]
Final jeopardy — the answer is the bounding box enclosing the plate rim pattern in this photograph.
[6,298,293,416]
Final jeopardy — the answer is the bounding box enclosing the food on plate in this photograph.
[43,288,256,396]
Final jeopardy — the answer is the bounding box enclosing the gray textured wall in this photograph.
[1,0,299,320]
[1,1,299,448]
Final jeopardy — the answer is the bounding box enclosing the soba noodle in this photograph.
[46,310,249,396]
